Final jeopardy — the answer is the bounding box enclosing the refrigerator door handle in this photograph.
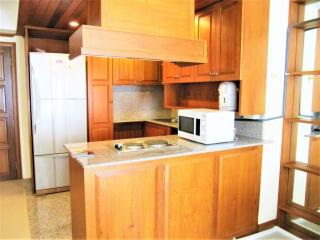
[30,65,41,135]
[30,66,37,135]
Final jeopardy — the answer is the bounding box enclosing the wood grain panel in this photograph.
[92,83,111,123]
[218,0,240,78]
[305,137,320,211]
[101,0,195,39]
[164,82,220,109]
[92,128,113,142]
[165,155,218,239]
[28,38,69,53]
[87,57,113,142]
[17,0,87,34]
[0,118,7,143]
[69,156,86,239]
[0,150,9,175]
[239,0,269,115]
[114,122,144,140]
[162,62,180,83]
[0,46,19,180]
[94,165,159,239]
[195,0,221,11]
[216,147,262,239]
[195,9,213,81]
[139,61,161,85]
[112,59,137,85]
[0,86,5,112]
[144,122,172,137]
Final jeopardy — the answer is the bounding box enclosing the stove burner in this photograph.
[144,139,169,148]
[123,142,144,150]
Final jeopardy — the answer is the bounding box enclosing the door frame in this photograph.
[0,41,22,179]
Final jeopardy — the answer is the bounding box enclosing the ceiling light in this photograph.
[69,21,79,27]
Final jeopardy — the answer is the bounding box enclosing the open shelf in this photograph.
[282,161,320,176]
[285,117,320,125]
[293,0,320,4]
[290,17,320,30]
[286,70,320,76]
[164,82,223,109]
[279,205,320,225]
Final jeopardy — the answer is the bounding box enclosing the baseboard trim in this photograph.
[258,219,278,231]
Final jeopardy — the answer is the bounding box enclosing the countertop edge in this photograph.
[67,136,267,169]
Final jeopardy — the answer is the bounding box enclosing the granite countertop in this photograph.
[114,119,178,129]
[65,135,266,168]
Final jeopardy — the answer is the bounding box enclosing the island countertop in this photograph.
[65,135,266,168]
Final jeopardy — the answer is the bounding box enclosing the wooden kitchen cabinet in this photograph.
[165,155,219,239]
[139,61,161,85]
[93,164,160,239]
[215,147,262,238]
[113,59,161,85]
[70,145,263,239]
[162,62,194,83]
[112,58,138,85]
[144,122,173,137]
[163,0,270,115]
[87,57,113,141]
[194,0,240,82]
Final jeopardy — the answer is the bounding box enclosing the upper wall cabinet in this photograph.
[194,0,241,82]
[112,59,138,85]
[162,0,270,115]
[162,62,194,83]
[113,59,161,85]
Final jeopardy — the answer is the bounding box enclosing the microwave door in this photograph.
[179,116,195,134]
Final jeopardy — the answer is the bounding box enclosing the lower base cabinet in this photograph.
[70,146,262,239]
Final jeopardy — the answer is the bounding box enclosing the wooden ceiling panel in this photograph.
[17,0,87,35]
[55,0,88,29]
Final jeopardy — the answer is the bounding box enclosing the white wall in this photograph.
[264,0,289,118]
[0,0,19,35]
[0,36,32,179]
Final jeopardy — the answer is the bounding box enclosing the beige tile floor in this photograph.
[0,179,71,239]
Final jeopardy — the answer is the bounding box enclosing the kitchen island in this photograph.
[66,135,265,239]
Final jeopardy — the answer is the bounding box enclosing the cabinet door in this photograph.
[139,61,161,85]
[216,0,241,80]
[216,147,262,239]
[112,59,138,85]
[34,155,55,191]
[87,57,113,141]
[162,62,180,83]
[194,9,213,82]
[144,122,170,137]
[179,65,194,82]
[93,165,161,239]
[165,154,218,239]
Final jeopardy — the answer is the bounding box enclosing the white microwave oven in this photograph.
[178,109,235,144]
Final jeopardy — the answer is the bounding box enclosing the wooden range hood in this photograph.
[69,0,207,63]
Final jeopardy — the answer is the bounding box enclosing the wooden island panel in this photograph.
[69,146,263,239]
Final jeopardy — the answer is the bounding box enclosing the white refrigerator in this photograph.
[29,53,87,191]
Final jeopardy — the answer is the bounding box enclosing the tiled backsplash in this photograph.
[113,85,171,122]
[235,120,263,139]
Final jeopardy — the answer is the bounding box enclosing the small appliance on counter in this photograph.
[218,82,238,111]
[178,109,235,144]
